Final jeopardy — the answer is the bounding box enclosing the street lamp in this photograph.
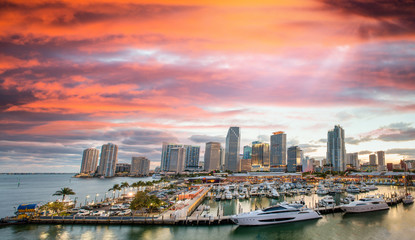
[85,195,90,206]
[95,193,99,204]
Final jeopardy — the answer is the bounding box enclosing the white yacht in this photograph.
[402,194,414,205]
[346,185,360,193]
[341,195,389,213]
[225,191,233,200]
[316,188,328,195]
[270,188,280,198]
[319,196,335,207]
[341,194,355,204]
[230,204,321,226]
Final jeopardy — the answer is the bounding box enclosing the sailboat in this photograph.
[402,164,414,205]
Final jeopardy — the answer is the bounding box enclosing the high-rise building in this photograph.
[240,158,252,172]
[185,146,200,170]
[80,148,99,174]
[243,146,252,159]
[346,152,359,169]
[161,143,184,171]
[131,157,150,176]
[327,125,346,172]
[302,156,314,172]
[220,146,225,170]
[225,127,241,172]
[204,142,222,172]
[251,142,270,170]
[161,143,200,172]
[287,146,302,172]
[98,143,118,177]
[369,154,377,165]
[115,163,131,173]
[387,163,393,171]
[377,151,385,169]
[169,147,186,173]
[270,131,287,171]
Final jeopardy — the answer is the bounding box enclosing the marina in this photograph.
[1,174,413,227]
[1,174,415,240]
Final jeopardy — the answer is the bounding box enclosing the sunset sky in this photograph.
[1,0,415,172]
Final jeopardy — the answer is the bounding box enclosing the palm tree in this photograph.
[120,182,130,195]
[109,184,121,199]
[53,187,75,201]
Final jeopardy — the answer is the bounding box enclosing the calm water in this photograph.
[1,174,415,240]
[0,174,152,218]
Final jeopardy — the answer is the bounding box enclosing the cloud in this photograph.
[320,0,415,38]
[287,139,299,146]
[386,148,415,158]
[189,135,224,144]
[358,150,372,155]
[372,122,415,142]
[120,129,178,145]
[0,86,37,110]
[345,136,373,145]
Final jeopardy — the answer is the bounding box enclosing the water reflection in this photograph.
[341,210,388,225]
[230,219,320,240]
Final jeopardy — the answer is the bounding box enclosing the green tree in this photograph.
[53,187,75,201]
[130,191,165,214]
[109,184,121,199]
[120,181,130,195]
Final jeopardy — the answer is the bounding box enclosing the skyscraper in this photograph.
[161,143,200,172]
[161,143,183,171]
[80,148,99,174]
[251,142,270,170]
[377,151,385,166]
[346,152,359,169]
[270,131,287,171]
[377,151,386,171]
[287,146,302,172]
[369,154,377,165]
[220,146,225,170]
[185,146,200,170]
[131,157,150,176]
[204,142,221,172]
[243,145,252,159]
[327,125,346,172]
[169,147,186,173]
[98,143,118,177]
[225,127,241,172]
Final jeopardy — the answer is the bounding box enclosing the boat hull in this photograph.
[341,204,389,213]
[231,210,321,226]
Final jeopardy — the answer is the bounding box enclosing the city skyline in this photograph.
[1,1,415,172]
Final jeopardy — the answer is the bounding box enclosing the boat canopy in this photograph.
[17,204,38,212]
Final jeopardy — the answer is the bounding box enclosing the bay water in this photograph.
[0,174,414,240]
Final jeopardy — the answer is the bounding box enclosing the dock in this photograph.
[2,188,410,226]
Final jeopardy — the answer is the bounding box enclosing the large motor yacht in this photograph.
[341,195,389,213]
[230,204,321,226]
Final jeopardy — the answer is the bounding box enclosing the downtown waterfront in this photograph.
[0,174,415,240]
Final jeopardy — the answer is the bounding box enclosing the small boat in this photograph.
[215,194,221,201]
[319,196,335,207]
[341,194,355,204]
[341,195,389,213]
[270,188,280,198]
[403,194,414,205]
[225,191,233,200]
[230,204,321,226]
[316,188,328,195]
[346,185,360,193]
